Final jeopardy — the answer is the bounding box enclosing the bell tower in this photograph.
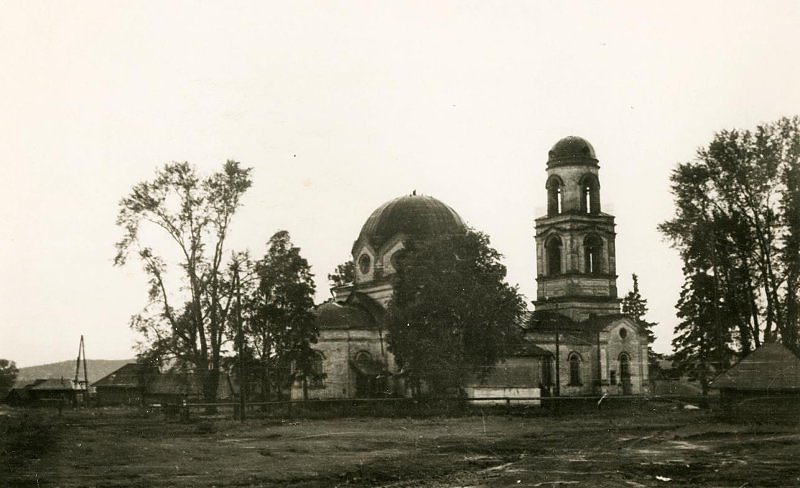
[534,136,620,321]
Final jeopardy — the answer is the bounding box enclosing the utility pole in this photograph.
[554,317,560,398]
[235,262,246,422]
[547,297,560,398]
[82,336,89,406]
[74,335,90,406]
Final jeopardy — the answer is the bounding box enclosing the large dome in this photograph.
[355,193,466,252]
[547,136,598,167]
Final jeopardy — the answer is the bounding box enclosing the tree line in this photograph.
[659,116,800,392]
[114,161,534,401]
[115,162,319,402]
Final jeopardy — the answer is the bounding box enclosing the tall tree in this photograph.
[621,273,656,344]
[385,230,526,396]
[778,118,800,352]
[115,161,252,402]
[672,271,734,395]
[0,359,19,399]
[246,231,318,400]
[660,117,800,365]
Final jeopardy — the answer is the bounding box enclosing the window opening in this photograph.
[547,178,564,216]
[309,352,324,388]
[569,353,582,386]
[546,236,562,275]
[584,235,603,275]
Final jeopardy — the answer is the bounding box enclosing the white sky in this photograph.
[2,1,800,367]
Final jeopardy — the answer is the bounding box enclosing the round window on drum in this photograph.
[358,254,371,275]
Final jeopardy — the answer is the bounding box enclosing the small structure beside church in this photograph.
[293,136,650,400]
[710,342,800,414]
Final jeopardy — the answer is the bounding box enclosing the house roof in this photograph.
[92,363,157,388]
[509,340,552,357]
[29,378,81,391]
[710,343,800,391]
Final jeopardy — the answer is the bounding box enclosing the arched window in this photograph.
[309,351,324,388]
[546,176,564,216]
[568,353,582,386]
[546,236,563,276]
[580,174,600,214]
[583,235,603,275]
[358,253,371,275]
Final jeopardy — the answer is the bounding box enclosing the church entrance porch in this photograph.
[350,351,389,398]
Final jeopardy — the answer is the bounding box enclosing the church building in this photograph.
[292,136,649,400]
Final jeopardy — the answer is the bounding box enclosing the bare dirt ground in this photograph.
[1,403,798,487]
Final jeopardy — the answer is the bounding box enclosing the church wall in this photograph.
[525,320,649,397]
[523,333,599,396]
[537,276,618,301]
[601,323,649,395]
[535,301,621,322]
[292,329,396,400]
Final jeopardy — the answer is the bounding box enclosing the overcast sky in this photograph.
[2,1,800,367]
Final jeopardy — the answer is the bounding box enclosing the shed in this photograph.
[7,378,84,405]
[710,343,800,418]
[462,340,551,406]
[93,363,158,405]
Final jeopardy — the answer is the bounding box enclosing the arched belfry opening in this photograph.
[584,234,603,275]
[546,176,564,216]
[580,174,600,214]
[546,235,563,275]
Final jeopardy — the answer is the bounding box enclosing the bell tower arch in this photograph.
[534,136,620,321]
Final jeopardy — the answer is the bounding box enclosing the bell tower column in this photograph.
[534,136,621,322]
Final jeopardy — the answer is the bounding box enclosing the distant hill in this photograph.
[15,359,135,387]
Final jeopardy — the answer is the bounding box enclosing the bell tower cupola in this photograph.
[534,136,620,321]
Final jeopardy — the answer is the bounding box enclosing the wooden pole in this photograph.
[82,336,90,406]
[555,320,560,397]
[74,336,82,385]
[235,263,246,421]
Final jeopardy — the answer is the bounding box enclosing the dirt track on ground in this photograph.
[1,404,798,487]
